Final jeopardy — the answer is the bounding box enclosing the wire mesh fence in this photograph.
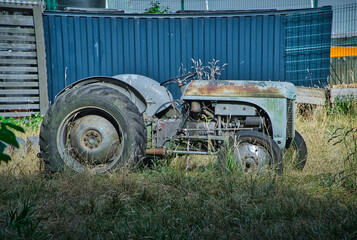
[41,0,314,12]
[330,3,357,86]
[105,0,313,13]
[285,9,332,87]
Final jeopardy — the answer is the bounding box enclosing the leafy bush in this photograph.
[0,120,24,164]
[0,114,43,130]
[144,1,170,14]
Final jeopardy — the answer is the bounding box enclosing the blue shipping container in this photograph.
[43,7,332,101]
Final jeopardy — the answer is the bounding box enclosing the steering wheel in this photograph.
[160,73,197,86]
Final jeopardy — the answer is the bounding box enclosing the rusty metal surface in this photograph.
[155,119,181,147]
[184,80,295,99]
[146,148,167,155]
[191,101,201,112]
[145,148,219,156]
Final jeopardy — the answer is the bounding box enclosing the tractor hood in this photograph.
[182,80,296,100]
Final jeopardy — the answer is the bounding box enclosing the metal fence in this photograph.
[5,0,357,86]
[106,0,313,13]
[330,3,357,86]
[285,8,332,87]
[43,0,315,12]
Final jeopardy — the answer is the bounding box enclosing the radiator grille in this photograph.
[286,99,294,139]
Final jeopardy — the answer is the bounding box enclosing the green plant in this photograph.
[21,114,43,130]
[0,120,24,164]
[144,1,170,14]
[329,96,357,116]
[6,199,42,239]
[0,114,43,130]
[328,127,357,191]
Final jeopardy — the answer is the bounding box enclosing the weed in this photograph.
[217,137,243,173]
[144,1,170,14]
[328,127,357,191]
[191,58,227,80]
[5,199,43,239]
[329,95,357,116]
[0,114,43,130]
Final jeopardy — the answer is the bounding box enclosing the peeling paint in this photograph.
[184,80,295,98]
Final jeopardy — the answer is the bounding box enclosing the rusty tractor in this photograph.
[39,73,307,173]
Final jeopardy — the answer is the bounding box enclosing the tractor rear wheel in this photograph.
[219,131,283,173]
[40,84,146,174]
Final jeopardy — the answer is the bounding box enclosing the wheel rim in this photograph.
[234,141,271,172]
[56,107,124,173]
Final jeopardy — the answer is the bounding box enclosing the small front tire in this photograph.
[284,130,307,170]
[219,131,283,173]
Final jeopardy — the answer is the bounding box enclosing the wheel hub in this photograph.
[83,130,102,149]
[69,115,120,165]
[235,143,270,172]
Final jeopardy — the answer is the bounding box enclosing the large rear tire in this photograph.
[40,85,146,174]
[219,131,283,173]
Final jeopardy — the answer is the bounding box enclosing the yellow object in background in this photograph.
[330,46,357,57]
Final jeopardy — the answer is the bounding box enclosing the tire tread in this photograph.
[40,84,146,173]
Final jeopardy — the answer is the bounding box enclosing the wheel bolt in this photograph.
[95,143,98,147]
[95,133,99,137]
[97,139,101,143]
[90,145,94,149]
[85,142,89,146]
[84,137,87,141]
[86,132,89,136]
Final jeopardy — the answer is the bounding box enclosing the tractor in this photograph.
[39,73,307,173]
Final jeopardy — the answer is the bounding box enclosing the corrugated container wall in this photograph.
[43,11,285,101]
[43,7,332,102]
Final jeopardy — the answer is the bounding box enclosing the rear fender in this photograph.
[55,76,147,114]
[113,74,173,117]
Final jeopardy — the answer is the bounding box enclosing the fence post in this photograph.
[33,4,49,115]
[313,0,318,8]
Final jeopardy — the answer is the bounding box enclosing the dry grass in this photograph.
[0,128,41,177]
[1,104,357,239]
[296,105,356,175]
[191,58,227,81]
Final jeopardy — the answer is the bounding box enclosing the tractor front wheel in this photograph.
[284,130,308,170]
[219,131,283,173]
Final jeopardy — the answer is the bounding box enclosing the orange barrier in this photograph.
[330,46,357,57]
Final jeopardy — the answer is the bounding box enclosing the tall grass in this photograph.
[1,104,357,239]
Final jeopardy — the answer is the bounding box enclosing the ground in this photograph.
[0,104,357,239]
